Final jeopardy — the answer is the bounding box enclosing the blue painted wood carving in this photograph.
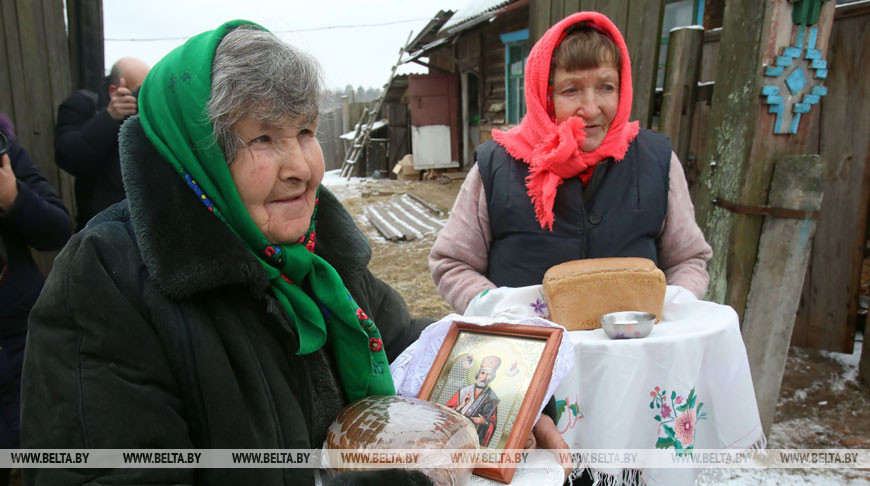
[762,0,830,135]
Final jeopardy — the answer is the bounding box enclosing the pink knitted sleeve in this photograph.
[657,152,713,298]
[428,165,497,313]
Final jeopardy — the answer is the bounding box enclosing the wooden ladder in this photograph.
[340,33,411,178]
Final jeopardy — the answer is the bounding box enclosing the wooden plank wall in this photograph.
[686,29,720,196]
[385,102,410,168]
[529,0,665,128]
[792,6,870,353]
[684,4,869,352]
[659,26,704,166]
[441,5,527,145]
[0,0,75,274]
[456,27,483,114]
[480,6,528,126]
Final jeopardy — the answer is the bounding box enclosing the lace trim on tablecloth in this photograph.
[567,433,768,486]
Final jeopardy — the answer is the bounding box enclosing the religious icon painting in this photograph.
[417,322,562,483]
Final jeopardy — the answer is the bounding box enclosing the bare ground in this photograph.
[774,344,870,446]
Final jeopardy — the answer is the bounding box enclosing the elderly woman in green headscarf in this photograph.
[22,21,432,485]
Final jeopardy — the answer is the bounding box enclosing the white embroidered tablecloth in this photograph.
[391,285,763,485]
[551,286,764,485]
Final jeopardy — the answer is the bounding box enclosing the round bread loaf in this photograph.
[323,395,479,484]
[543,257,666,330]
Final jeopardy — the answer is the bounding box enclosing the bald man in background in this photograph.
[55,57,150,229]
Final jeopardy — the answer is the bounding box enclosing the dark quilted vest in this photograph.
[478,129,671,287]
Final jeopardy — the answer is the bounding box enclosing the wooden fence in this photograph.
[318,108,346,172]
[0,0,75,274]
[659,2,870,353]
[793,4,870,353]
[318,101,379,172]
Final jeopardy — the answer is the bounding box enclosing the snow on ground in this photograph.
[819,337,862,389]
[321,169,417,202]
[321,169,357,185]
[700,467,870,485]
[700,334,870,485]
[777,337,862,408]
[321,170,377,203]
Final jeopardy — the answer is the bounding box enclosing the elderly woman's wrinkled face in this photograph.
[552,64,620,152]
[229,116,324,244]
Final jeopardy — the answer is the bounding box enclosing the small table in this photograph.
[392,285,763,485]
[553,286,764,485]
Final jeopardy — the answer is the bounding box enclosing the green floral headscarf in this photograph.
[137,20,394,402]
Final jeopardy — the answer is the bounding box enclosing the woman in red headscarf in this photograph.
[430,12,712,314]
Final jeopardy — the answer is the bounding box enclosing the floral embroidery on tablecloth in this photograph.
[556,394,584,433]
[530,297,549,317]
[650,386,707,452]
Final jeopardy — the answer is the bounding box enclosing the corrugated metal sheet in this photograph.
[402,0,524,61]
[364,194,446,241]
[440,0,517,31]
[406,10,455,53]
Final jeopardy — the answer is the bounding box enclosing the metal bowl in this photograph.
[600,311,656,339]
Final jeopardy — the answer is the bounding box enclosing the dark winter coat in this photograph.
[478,129,671,287]
[0,138,71,449]
[54,84,126,229]
[22,117,431,485]
[0,139,72,336]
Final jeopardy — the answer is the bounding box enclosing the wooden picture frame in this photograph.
[417,321,563,483]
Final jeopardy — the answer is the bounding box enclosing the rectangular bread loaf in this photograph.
[542,257,666,331]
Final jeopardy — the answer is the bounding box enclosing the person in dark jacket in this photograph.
[0,119,72,483]
[54,57,149,229]
[22,22,431,485]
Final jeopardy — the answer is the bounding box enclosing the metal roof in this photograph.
[405,10,454,53]
[439,0,519,32]
[401,0,525,62]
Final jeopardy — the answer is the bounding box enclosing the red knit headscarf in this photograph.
[492,12,639,230]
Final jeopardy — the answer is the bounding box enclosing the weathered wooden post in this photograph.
[66,0,104,93]
[692,0,836,319]
[341,95,351,134]
[659,26,704,166]
[742,154,825,434]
